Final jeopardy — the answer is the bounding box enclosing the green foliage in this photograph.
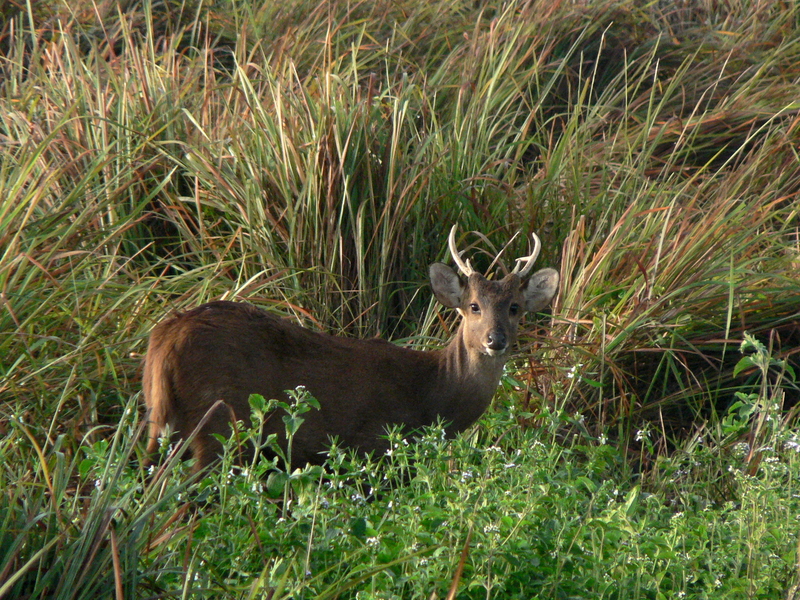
[3,381,799,598]
[3,0,800,597]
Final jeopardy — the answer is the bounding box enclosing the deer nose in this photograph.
[486,330,507,351]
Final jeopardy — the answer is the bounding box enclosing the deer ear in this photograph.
[521,268,559,313]
[429,263,464,308]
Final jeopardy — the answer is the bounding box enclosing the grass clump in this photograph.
[2,0,800,597]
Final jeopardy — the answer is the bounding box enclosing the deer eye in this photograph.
[509,303,520,316]
[469,303,481,314]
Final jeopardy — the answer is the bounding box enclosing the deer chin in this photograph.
[483,346,507,357]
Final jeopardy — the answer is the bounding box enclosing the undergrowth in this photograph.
[3,352,799,598]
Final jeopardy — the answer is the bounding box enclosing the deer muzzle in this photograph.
[484,330,508,356]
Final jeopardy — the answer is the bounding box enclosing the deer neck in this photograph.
[435,326,508,431]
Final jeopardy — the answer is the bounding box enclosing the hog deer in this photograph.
[142,226,559,470]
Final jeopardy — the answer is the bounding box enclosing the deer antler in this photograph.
[510,232,541,278]
[448,225,475,277]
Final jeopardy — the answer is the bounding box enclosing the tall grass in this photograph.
[2,0,800,597]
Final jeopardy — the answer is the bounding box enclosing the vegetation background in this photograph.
[2,0,800,597]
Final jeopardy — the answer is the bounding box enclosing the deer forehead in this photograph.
[464,274,523,307]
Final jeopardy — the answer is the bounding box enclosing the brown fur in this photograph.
[142,265,559,471]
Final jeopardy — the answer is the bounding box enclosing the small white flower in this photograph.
[784,438,800,452]
[366,536,379,547]
[598,433,608,445]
